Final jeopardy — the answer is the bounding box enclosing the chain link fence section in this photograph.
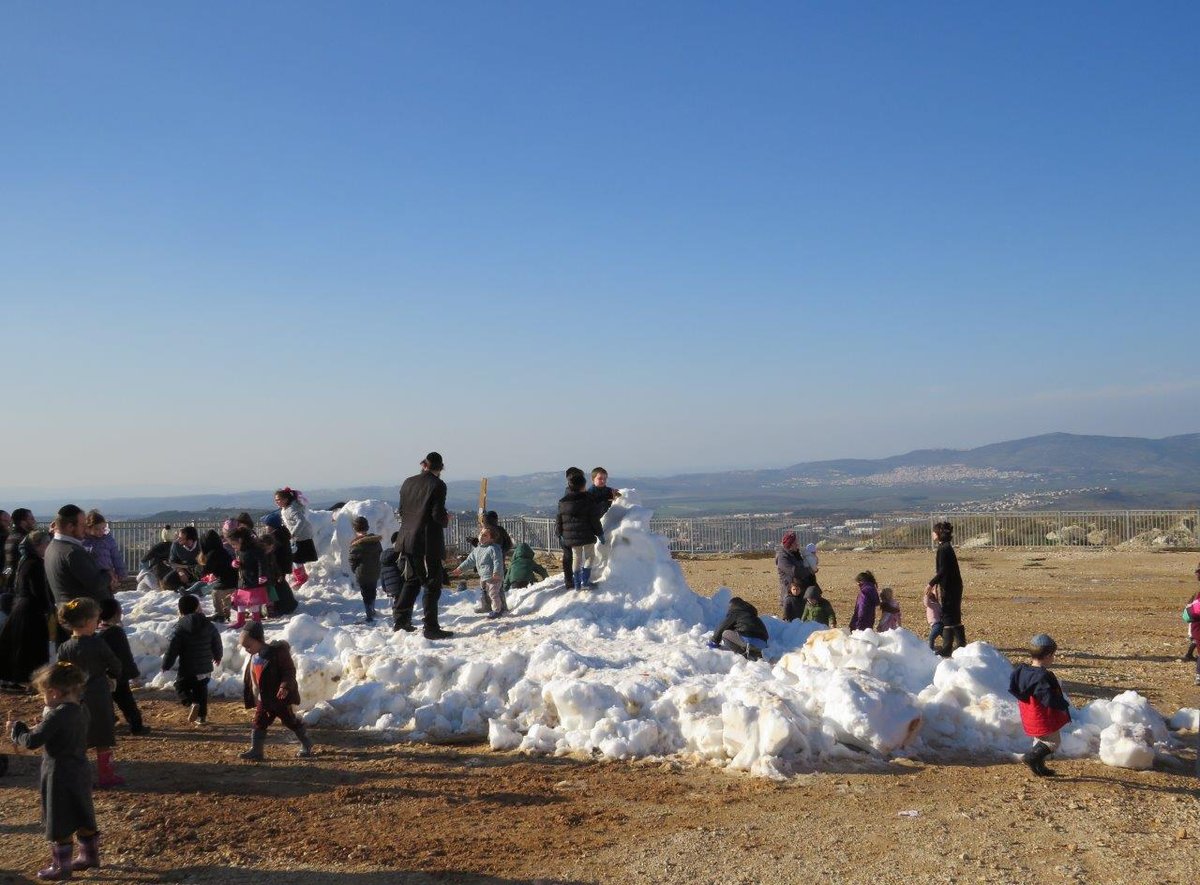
[110,508,1199,570]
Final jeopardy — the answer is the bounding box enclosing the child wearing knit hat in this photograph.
[1008,634,1071,777]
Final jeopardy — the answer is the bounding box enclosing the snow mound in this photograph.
[117,494,1182,777]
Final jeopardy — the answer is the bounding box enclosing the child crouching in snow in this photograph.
[710,597,769,661]
[502,543,548,594]
[451,527,506,618]
[1008,633,1071,777]
[228,528,270,628]
[876,587,902,631]
[7,662,102,880]
[238,620,313,761]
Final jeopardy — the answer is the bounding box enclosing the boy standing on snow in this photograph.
[348,516,383,623]
[1008,633,1071,777]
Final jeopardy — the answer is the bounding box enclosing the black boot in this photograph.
[1022,741,1057,777]
[1184,642,1196,663]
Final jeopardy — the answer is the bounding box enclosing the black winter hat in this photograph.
[423,451,445,471]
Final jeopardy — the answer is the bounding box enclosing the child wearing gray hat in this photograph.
[1008,634,1071,777]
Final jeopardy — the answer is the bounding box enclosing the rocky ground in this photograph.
[1,549,1196,884]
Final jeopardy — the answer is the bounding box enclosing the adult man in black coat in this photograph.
[393,452,453,639]
[45,504,113,606]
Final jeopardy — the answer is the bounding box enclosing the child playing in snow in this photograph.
[924,585,944,653]
[228,527,270,628]
[557,472,605,590]
[848,571,880,631]
[782,578,806,622]
[55,598,124,788]
[877,587,902,631]
[162,594,224,726]
[710,597,769,661]
[197,528,239,623]
[502,543,549,594]
[801,585,837,627]
[451,527,506,618]
[275,487,316,589]
[7,661,102,880]
[380,532,403,626]
[237,620,314,761]
[98,599,148,736]
[1008,633,1071,777]
[348,516,383,623]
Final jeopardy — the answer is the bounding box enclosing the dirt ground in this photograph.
[1,549,1197,885]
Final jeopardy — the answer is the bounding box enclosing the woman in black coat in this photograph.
[0,531,54,690]
[927,521,965,656]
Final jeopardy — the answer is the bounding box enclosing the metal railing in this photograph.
[108,509,1199,571]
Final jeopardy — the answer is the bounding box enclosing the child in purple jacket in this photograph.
[82,510,126,594]
[848,571,880,631]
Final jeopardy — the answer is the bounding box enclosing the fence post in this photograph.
[689,519,696,555]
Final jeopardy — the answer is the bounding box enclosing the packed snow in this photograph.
[118,493,1189,777]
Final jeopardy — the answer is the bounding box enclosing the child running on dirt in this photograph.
[55,598,125,788]
[877,587,902,631]
[1184,579,1200,684]
[1181,562,1199,664]
[7,662,102,880]
[162,594,224,726]
[348,516,383,623]
[1008,633,1071,777]
[801,585,837,627]
[451,527,506,618]
[97,599,149,736]
[238,620,314,761]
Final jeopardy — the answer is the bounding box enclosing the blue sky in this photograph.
[2,1,1197,495]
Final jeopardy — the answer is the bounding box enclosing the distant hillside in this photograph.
[13,432,1200,518]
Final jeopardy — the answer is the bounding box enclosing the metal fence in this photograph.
[108,509,1199,571]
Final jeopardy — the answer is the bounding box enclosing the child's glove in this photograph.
[258,577,268,585]
[231,559,241,568]
[201,574,215,584]
[706,640,720,649]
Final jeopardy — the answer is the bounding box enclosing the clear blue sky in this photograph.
[2,1,1197,495]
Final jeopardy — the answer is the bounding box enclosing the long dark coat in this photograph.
[0,554,54,683]
[56,635,121,749]
[12,702,97,840]
[395,471,449,573]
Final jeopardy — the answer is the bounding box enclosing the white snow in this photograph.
[119,494,1182,777]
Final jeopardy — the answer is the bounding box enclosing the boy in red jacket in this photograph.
[237,621,314,761]
[1008,634,1071,777]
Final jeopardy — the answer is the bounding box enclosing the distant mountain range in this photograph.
[11,432,1200,519]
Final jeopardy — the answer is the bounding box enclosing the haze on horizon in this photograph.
[3,3,1197,497]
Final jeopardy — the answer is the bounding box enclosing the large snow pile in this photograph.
[119,495,1187,777]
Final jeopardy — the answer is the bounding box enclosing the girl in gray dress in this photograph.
[55,598,124,788]
[7,661,101,880]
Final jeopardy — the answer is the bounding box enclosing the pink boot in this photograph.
[232,611,246,629]
[96,751,124,788]
[291,566,309,589]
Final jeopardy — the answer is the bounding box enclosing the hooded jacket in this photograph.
[162,611,223,679]
[1008,663,1071,737]
[349,533,383,587]
[243,640,300,710]
[712,597,769,645]
[556,491,604,549]
[380,546,403,598]
[503,543,549,591]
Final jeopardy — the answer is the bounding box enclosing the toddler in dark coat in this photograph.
[237,620,314,761]
[348,516,383,623]
[55,597,124,788]
[7,662,101,880]
[162,594,224,726]
[98,598,148,735]
[710,597,770,660]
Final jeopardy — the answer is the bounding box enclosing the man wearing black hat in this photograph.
[393,452,453,639]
